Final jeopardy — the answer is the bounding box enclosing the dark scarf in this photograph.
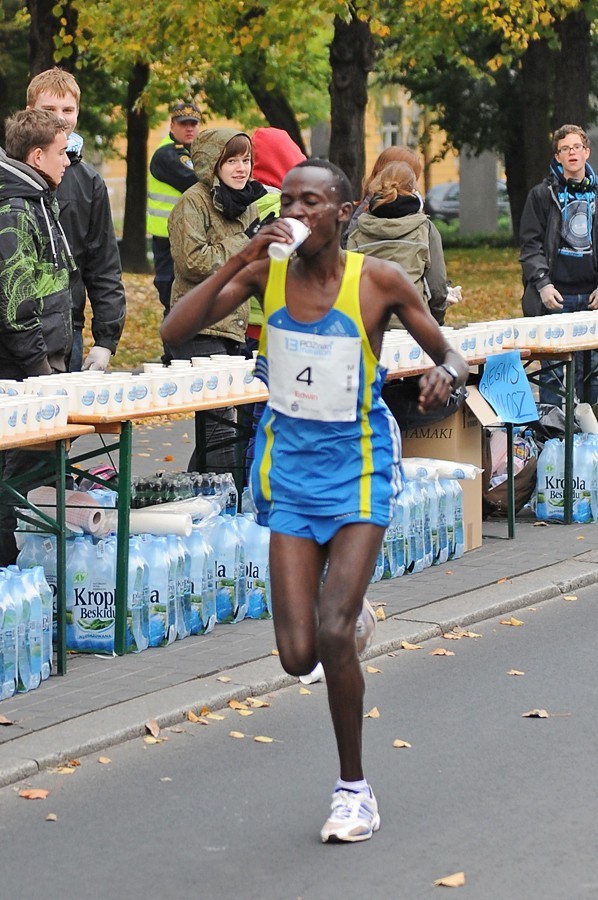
[370,193,423,219]
[212,178,267,220]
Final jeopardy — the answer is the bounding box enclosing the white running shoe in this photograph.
[355,596,376,655]
[299,662,325,685]
[320,787,381,843]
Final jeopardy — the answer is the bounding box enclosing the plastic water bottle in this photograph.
[452,480,465,559]
[17,533,58,643]
[205,515,242,623]
[167,534,191,640]
[183,525,216,635]
[16,568,42,691]
[66,536,116,653]
[140,535,176,646]
[127,536,149,652]
[220,473,239,515]
[429,476,449,566]
[404,479,425,574]
[536,438,563,522]
[392,493,406,578]
[369,545,384,583]
[236,514,271,619]
[420,478,433,569]
[440,478,456,559]
[0,572,17,699]
[30,566,53,679]
[586,434,598,522]
[572,434,597,524]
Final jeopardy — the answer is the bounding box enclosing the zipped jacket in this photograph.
[0,148,75,375]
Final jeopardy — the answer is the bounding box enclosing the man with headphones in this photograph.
[520,124,598,406]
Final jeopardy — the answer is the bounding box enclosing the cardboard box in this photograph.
[400,388,501,551]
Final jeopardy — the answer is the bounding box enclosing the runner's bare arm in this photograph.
[361,258,469,411]
[160,219,294,346]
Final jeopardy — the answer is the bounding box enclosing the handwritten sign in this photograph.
[479,350,537,424]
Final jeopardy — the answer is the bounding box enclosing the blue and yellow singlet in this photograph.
[250,251,402,526]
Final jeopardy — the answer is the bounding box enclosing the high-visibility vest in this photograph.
[146,137,183,238]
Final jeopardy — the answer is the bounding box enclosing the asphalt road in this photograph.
[1,588,597,900]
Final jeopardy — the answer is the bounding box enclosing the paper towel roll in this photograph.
[129,510,192,536]
[139,497,215,519]
[27,486,109,534]
[575,402,598,434]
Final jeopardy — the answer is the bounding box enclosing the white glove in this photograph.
[446,284,462,305]
[82,346,112,371]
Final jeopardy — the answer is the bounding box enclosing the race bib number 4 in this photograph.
[267,325,361,421]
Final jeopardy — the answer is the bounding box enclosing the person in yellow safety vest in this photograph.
[147,101,200,361]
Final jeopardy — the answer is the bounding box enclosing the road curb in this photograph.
[1,557,597,788]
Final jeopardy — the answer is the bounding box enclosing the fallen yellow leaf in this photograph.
[206,712,225,721]
[400,641,422,651]
[366,665,381,674]
[576,535,586,540]
[533,521,548,526]
[562,594,577,601]
[507,669,525,676]
[299,686,312,695]
[228,700,249,710]
[238,709,254,717]
[217,675,232,683]
[143,735,166,744]
[497,577,508,584]
[45,813,58,822]
[0,714,13,726]
[445,569,454,575]
[271,648,279,656]
[19,789,49,800]
[48,767,76,775]
[500,617,524,627]
[229,731,245,739]
[434,871,465,887]
[97,756,112,764]
[254,735,274,743]
[522,708,549,718]
[187,710,201,723]
[375,607,386,621]
[365,707,380,718]
[68,759,81,767]
[245,698,270,708]
[392,739,412,749]
[145,719,160,738]
[430,648,455,656]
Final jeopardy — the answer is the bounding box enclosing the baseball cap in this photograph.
[170,102,201,123]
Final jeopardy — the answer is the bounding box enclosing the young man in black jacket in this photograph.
[520,124,598,405]
[27,68,126,372]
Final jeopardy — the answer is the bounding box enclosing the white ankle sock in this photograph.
[336,777,369,794]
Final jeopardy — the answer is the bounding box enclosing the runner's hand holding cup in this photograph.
[267,217,311,260]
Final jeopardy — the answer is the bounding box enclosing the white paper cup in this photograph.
[267,217,310,260]
[188,371,205,403]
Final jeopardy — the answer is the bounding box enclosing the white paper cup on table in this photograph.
[203,367,221,400]
[188,371,205,403]
[243,364,256,394]
[143,362,164,374]
[132,375,151,410]
[228,360,247,396]
[120,378,138,413]
[73,380,98,415]
[148,373,172,408]
[43,394,68,428]
[0,399,19,438]
[13,398,29,434]
[0,379,24,397]
[267,217,310,260]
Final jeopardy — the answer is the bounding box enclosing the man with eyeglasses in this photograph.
[520,124,598,406]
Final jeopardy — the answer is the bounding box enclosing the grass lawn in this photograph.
[92,246,524,372]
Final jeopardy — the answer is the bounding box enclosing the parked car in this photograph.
[424,180,510,223]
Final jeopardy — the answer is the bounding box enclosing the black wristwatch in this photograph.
[440,363,459,387]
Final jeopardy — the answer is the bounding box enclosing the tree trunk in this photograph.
[328,9,375,198]
[553,8,591,128]
[519,38,555,206]
[27,0,78,74]
[240,56,307,155]
[120,62,151,274]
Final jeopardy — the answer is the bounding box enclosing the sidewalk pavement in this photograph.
[1,510,597,788]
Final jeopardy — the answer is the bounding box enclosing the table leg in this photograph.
[564,356,574,525]
[114,420,132,655]
[55,440,68,675]
[506,422,515,539]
